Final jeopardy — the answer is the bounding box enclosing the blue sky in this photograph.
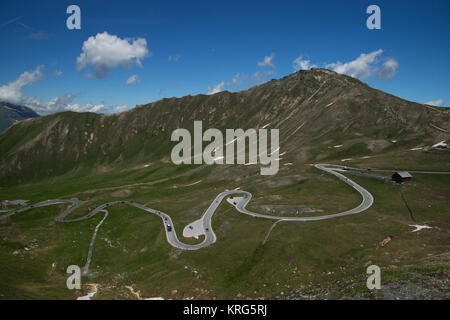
[0,0,449,114]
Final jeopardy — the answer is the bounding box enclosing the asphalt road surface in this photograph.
[343,166,450,175]
[0,164,375,269]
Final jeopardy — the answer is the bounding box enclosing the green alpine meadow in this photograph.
[1,69,449,299]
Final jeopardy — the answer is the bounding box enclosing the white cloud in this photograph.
[21,94,76,115]
[0,66,78,115]
[252,70,275,84]
[231,74,240,84]
[205,73,248,94]
[0,65,44,103]
[66,103,106,113]
[24,96,128,115]
[378,58,399,79]
[327,49,383,79]
[54,70,63,76]
[211,54,276,92]
[114,105,130,113]
[257,53,275,68]
[66,103,129,114]
[125,74,141,86]
[168,53,181,62]
[424,99,445,107]
[206,81,225,95]
[0,66,131,115]
[292,56,318,71]
[229,73,247,86]
[76,32,150,79]
[293,49,399,80]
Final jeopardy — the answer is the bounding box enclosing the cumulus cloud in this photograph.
[125,74,141,86]
[296,49,398,80]
[424,99,445,107]
[114,105,130,113]
[22,94,76,115]
[327,49,383,79]
[257,53,275,68]
[54,70,63,76]
[66,103,129,114]
[25,95,128,115]
[168,53,181,62]
[292,56,318,71]
[66,103,105,113]
[0,65,44,103]
[0,66,78,115]
[378,58,399,79]
[76,32,150,79]
[0,66,131,115]
[206,81,225,95]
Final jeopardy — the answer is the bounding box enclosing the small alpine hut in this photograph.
[392,171,413,183]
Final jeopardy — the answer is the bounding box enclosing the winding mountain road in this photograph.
[0,164,374,272]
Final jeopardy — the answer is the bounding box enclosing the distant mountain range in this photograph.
[0,101,40,133]
[0,69,448,185]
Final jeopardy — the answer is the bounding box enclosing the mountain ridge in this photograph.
[0,101,40,133]
[0,69,448,186]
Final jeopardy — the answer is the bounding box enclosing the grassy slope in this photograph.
[0,154,448,299]
[0,70,448,299]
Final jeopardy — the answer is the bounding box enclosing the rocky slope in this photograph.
[0,69,448,185]
[0,101,39,133]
